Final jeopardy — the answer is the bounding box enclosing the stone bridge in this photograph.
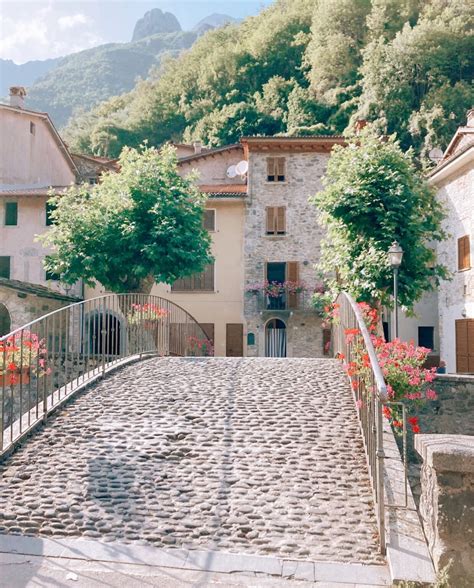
[0,357,434,586]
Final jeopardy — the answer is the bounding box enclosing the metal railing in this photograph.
[256,288,307,312]
[333,292,388,555]
[0,294,212,458]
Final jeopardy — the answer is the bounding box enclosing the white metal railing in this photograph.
[0,294,212,458]
[333,292,388,555]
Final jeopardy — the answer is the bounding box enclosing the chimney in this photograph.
[193,141,202,154]
[354,119,367,134]
[466,109,474,128]
[9,86,26,109]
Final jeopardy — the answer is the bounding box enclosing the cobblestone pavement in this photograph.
[0,357,384,564]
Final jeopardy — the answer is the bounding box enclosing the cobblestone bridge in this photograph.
[0,357,390,584]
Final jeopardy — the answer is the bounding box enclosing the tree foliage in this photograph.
[40,145,212,293]
[311,132,448,309]
[64,0,473,164]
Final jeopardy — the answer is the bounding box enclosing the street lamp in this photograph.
[388,241,404,339]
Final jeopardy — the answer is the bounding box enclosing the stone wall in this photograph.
[415,434,474,587]
[244,150,328,358]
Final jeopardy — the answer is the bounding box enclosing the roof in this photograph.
[0,278,82,302]
[428,143,474,184]
[241,135,346,153]
[0,185,71,197]
[199,184,247,194]
[71,152,118,168]
[0,103,79,177]
[442,127,474,159]
[178,143,243,164]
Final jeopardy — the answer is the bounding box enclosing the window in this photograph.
[266,206,286,235]
[267,157,285,182]
[247,332,255,346]
[458,235,471,271]
[203,209,216,232]
[45,201,56,226]
[30,121,35,135]
[45,270,61,281]
[0,257,11,279]
[171,264,215,292]
[88,177,98,185]
[5,202,18,226]
[418,326,434,350]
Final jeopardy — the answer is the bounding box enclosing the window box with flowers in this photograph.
[127,303,168,330]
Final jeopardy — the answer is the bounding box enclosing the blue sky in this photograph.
[0,0,273,64]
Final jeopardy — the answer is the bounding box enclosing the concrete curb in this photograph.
[0,533,391,585]
[383,420,437,586]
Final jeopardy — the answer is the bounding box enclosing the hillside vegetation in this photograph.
[27,32,198,127]
[65,0,474,162]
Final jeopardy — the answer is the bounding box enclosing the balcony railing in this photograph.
[256,289,306,312]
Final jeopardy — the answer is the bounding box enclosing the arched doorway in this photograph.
[0,303,11,337]
[88,312,121,356]
[265,318,286,357]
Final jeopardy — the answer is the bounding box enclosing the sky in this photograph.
[0,0,273,64]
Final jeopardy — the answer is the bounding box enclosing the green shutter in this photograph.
[5,202,18,226]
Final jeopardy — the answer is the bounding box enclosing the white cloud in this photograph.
[58,13,88,30]
[0,5,102,64]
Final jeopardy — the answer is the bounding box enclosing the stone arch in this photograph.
[0,303,11,337]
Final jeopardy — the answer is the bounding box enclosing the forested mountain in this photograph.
[26,32,197,127]
[64,0,474,164]
[2,9,236,128]
[0,57,60,98]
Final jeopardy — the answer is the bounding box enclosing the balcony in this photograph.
[255,289,308,313]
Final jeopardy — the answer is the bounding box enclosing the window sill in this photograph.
[458,267,471,273]
[170,290,216,294]
[264,234,287,239]
[264,181,288,186]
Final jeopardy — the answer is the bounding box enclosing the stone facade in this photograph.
[242,139,339,358]
[415,434,474,587]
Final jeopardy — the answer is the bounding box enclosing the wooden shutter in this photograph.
[203,264,214,291]
[266,207,275,234]
[5,202,18,226]
[458,236,471,270]
[286,261,299,308]
[456,319,469,373]
[226,323,243,356]
[203,210,215,231]
[276,207,286,233]
[267,158,276,181]
[276,157,285,181]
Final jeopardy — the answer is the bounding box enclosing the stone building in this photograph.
[429,109,474,373]
[241,136,345,358]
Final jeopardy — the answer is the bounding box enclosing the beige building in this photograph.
[0,87,115,334]
[428,110,474,373]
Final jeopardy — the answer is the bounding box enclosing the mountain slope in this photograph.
[0,57,60,98]
[26,32,197,127]
[63,0,474,163]
[132,8,181,41]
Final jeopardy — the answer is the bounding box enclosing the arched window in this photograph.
[0,303,11,337]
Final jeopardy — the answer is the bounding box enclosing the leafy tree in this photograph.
[40,145,212,293]
[311,131,448,309]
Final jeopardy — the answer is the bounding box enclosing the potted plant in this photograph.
[127,303,168,330]
[0,330,49,386]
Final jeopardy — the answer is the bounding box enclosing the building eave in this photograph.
[428,144,474,185]
[0,278,82,302]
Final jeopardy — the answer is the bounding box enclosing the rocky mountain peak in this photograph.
[132,8,181,42]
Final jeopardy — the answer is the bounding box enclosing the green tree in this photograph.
[40,144,212,293]
[311,131,448,309]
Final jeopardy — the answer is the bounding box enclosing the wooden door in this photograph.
[226,323,243,357]
[456,319,474,373]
